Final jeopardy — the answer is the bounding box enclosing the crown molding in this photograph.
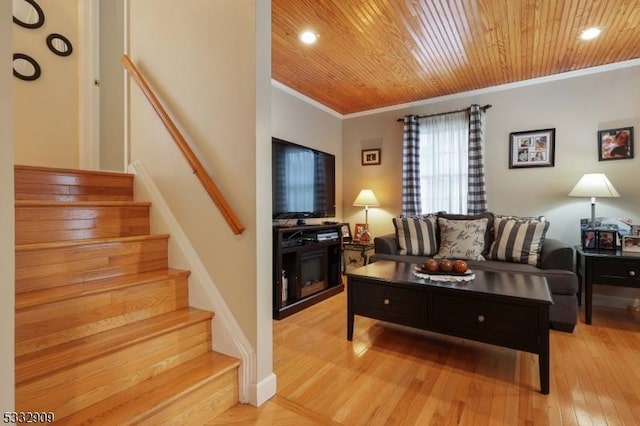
[272,58,640,120]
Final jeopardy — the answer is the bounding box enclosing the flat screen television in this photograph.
[272,138,336,222]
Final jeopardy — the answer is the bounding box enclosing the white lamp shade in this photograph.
[353,189,380,207]
[568,173,620,198]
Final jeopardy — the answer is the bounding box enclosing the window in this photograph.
[418,111,468,214]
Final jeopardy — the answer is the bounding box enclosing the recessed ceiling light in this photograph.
[580,27,602,41]
[299,30,318,45]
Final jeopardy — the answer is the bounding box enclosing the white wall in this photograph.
[343,63,640,307]
[13,0,79,168]
[271,85,344,221]
[127,0,273,404]
[1,1,16,413]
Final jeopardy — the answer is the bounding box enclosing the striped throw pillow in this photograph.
[393,215,438,256]
[489,216,550,266]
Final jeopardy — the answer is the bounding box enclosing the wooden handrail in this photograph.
[122,55,245,235]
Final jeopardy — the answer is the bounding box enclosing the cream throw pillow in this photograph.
[434,217,488,260]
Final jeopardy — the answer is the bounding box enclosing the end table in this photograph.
[576,246,640,324]
[342,241,375,274]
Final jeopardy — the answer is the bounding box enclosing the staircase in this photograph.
[14,165,241,424]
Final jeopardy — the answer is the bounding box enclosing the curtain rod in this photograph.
[396,104,492,122]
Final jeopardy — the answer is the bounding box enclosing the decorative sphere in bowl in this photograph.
[453,260,469,273]
[438,260,453,272]
[423,259,439,272]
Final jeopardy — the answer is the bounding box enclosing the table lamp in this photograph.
[568,173,620,228]
[353,189,380,241]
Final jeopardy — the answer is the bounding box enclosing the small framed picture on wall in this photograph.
[361,149,381,165]
[508,128,555,168]
[598,127,634,161]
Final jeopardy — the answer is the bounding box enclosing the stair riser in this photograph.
[140,368,238,425]
[15,166,134,201]
[16,276,189,359]
[16,320,212,419]
[16,205,151,244]
[16,238,169,293]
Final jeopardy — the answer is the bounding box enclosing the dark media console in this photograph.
[273,223,345,319]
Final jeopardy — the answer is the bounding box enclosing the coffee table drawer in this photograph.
[431,292,540,352]
[351,280,428,328]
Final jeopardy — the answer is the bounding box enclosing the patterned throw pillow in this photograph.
[434,217,488,261]
[438,212,494,255]
[489,216,550,266]
[393,215,438,256]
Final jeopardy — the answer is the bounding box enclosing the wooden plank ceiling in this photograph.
[272,0,640,115]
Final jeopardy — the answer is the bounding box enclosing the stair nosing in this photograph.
[15,200,151,207]
[14,164,134,179]
[15,233,171,252]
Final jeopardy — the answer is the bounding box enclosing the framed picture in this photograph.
[340,223,352,242]
[598,127,634,161]
[622,236,640,252]
[509,128,555,168]
[632,225,640,237]
[353,223,368,242]
[597,230,617,250]
[362,149,381,165]
[581,229,597,250]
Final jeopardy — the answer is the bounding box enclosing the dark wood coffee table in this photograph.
[346,260,553,394]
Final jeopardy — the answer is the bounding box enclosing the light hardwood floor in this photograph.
[214,286,640,425]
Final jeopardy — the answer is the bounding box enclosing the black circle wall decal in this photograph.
[13,53,42,81]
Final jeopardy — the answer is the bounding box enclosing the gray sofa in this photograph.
[372,234,579,332]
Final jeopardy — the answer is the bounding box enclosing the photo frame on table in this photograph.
[362,149,381,165]
[353,223,368,242]
[509,128,555,168]
[597,230,617,250]
[622,236,640,252]
[598,127,634,161]
[581,229,597,250]
[341,223,352,242]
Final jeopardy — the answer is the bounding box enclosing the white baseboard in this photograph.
[250,373,277,407]
[592,294,639,310]
[128,160,257,404]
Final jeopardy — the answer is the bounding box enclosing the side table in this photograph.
[575,247,640,324]
[342,242,375,274]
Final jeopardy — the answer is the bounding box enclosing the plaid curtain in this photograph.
[467,104,487,214]
[402,115,421,216]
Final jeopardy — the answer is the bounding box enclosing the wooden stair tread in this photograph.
[56,352,240,425]
[15,200,151,208]
[16,268,190,310]
[16,308,214,385]
[15,233,171,252]
[15,164,134,179]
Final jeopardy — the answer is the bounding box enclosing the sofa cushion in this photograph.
[393,215,438,256]
[489,216,549,266]
[438,212,494,255]
[434,217,488,261]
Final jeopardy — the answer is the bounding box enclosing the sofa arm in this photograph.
[540,238,575,271]
[374,233,398,255]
